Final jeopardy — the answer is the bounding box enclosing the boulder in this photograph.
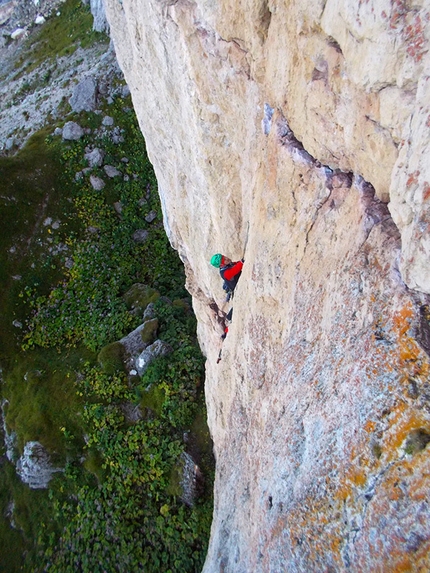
[132,229,149,243]
[97,341,125,374]
[98,317,159,374]
[102,115,114,126]
[69,77,98,113]
[104,164,121,178]
[143,302,156,321]
[16,441,62,489]
[85,147,105,167]
[5,137,16,150]
[145,210,157,223]
[120,318,159,359]
[10,28,26,41]
[113,201,123,214]
[89,175,105,190]
[136,339,173,377]
[62,121,84,141]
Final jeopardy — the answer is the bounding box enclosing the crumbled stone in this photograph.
[5,137,16,150]
[10,28,26,40]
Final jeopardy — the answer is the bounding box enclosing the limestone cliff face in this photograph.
[104,0,430,570]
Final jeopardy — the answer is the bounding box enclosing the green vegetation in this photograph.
[1,82,212,573]
[0,121,87,573]
[12,0,108,79]
[42,302,211,572]
[0,128,78,363]
[3,348,89,457]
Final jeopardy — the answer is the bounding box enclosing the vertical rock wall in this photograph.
[103,0,430,570]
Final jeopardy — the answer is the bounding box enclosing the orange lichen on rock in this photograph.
[364,420,376,433]
[393,304,414,337]
[383,404,429,455]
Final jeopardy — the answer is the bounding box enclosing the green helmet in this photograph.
[210,253,222,268]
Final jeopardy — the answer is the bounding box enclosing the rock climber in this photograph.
[210,253,244,301]
[210,253,242,364]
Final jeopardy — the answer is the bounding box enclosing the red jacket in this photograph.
[221,260,243,280]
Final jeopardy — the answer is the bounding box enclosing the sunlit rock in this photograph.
[103,0,430,569]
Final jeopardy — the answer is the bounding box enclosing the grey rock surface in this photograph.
[132,229,149,243]
[104,164,121,177]
[136,339,172,376]
[102,115,114,126]
[62,121,84,140]
[89,174,105,190]
[142,302,156,321]
[69,77,98,113]
[90,0,109,33]
[145,210,157,223]
[85,147,105,167]
[16,441,62,489]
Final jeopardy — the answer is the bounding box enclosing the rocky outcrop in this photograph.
[69,77,98,113]
[1,399,17,462]
[0,8,122,153]
[104,0,430,571]
[136,339,173,376]
[89,0,109,33]
[62,121,85,141]
[16,441,62,489]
